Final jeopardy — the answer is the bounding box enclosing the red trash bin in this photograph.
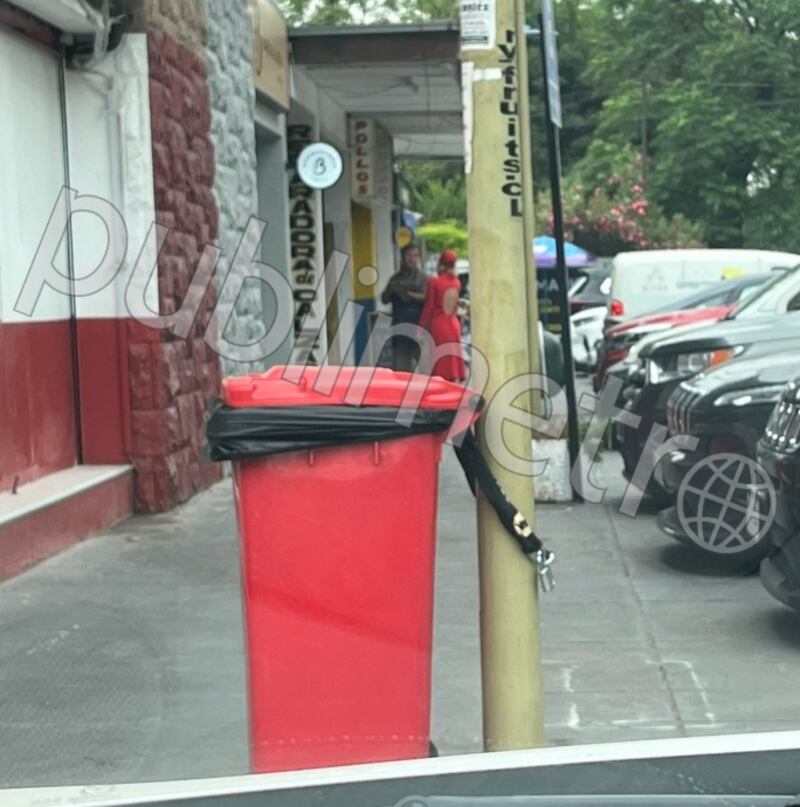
[218,365,478,773]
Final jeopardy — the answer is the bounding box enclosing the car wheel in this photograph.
[657,505,769,574]
[645,476,674,508]
[761,548,800,612]
[624,461,674,506]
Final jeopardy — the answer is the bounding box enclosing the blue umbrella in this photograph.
[533,235,591,269]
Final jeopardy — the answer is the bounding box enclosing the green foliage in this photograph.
[527,0,605,184]
[536,146,704,255]
[401,161,466,225]
[580,0,800,248]
[417,220,469,257]
[277,0,457,26]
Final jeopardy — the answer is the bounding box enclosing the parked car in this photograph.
[456,260,470,295]
[457,264,563,383]
[571,305,606,372]
[615,262,800,497]
[570,262,611,314]
[547,263,611,372]
[594,274,775,391]
[654,350,798,569]
[606,248,800,327]
[758,373,800,610]
[619,315,800,499]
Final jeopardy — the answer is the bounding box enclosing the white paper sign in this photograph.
[460,0,495,50]
[461,61,474,174]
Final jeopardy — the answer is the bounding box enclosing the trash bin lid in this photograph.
[221,365,476,411]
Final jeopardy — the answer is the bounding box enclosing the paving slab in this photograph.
[541,648,666,694]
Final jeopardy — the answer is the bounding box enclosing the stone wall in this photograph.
[126,0,207,55]
[127,26,222,512]
[206,0,264,376]
[121,0,273,510]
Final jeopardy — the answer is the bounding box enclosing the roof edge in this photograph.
[289,20,459,38]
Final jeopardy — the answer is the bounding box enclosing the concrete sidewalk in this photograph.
[2,449,800,786]
[536,454,800,746]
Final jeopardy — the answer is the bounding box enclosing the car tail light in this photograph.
[610,299,624,317]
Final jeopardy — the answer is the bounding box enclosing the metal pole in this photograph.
[538,13,581,497]
[461,0,545,750]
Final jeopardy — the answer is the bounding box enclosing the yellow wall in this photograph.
[350,201,376,301]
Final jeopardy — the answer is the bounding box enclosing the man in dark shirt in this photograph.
[381,244,428,371]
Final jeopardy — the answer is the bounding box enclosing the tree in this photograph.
[417,220,469,256]
[581,0,800,248]
[400,160,466,225]
[536,146,704,255]
[526,0,605,189]
[278,0,458,26]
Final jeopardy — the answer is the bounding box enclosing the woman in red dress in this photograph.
[419,249,467,382]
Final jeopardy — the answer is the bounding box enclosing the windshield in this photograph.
[642,280,735,315]
[732,263,800,318]
[569,274,589,296]
[6,0,800,802]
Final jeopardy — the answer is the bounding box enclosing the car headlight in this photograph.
[647,347,741,385]
[713,384,786,408]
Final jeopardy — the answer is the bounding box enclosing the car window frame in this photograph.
[734,264,800,318]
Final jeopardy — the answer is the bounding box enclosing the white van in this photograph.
[607,249,800,325]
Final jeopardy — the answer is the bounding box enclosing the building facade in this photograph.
[0,0,459,578]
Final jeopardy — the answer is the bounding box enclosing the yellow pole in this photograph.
[461,0,545,750]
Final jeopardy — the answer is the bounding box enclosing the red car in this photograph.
[594,274,772,391]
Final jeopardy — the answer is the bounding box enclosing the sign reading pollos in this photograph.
[296,142,343,190]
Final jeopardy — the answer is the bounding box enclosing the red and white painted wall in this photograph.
[0,22,77,494]
[0,0,223,577]
[0,6,143,576]
[0,18,159,486]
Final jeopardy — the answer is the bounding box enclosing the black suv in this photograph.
[655,351,798,567]
[758,374,800,610]
[615,265,800,498]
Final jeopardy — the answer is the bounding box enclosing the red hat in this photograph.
[439,249,458,267]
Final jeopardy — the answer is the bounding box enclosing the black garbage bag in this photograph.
[205,399,465,462]
[205,397,547,566]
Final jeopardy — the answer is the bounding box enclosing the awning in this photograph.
[290,22,463,160]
